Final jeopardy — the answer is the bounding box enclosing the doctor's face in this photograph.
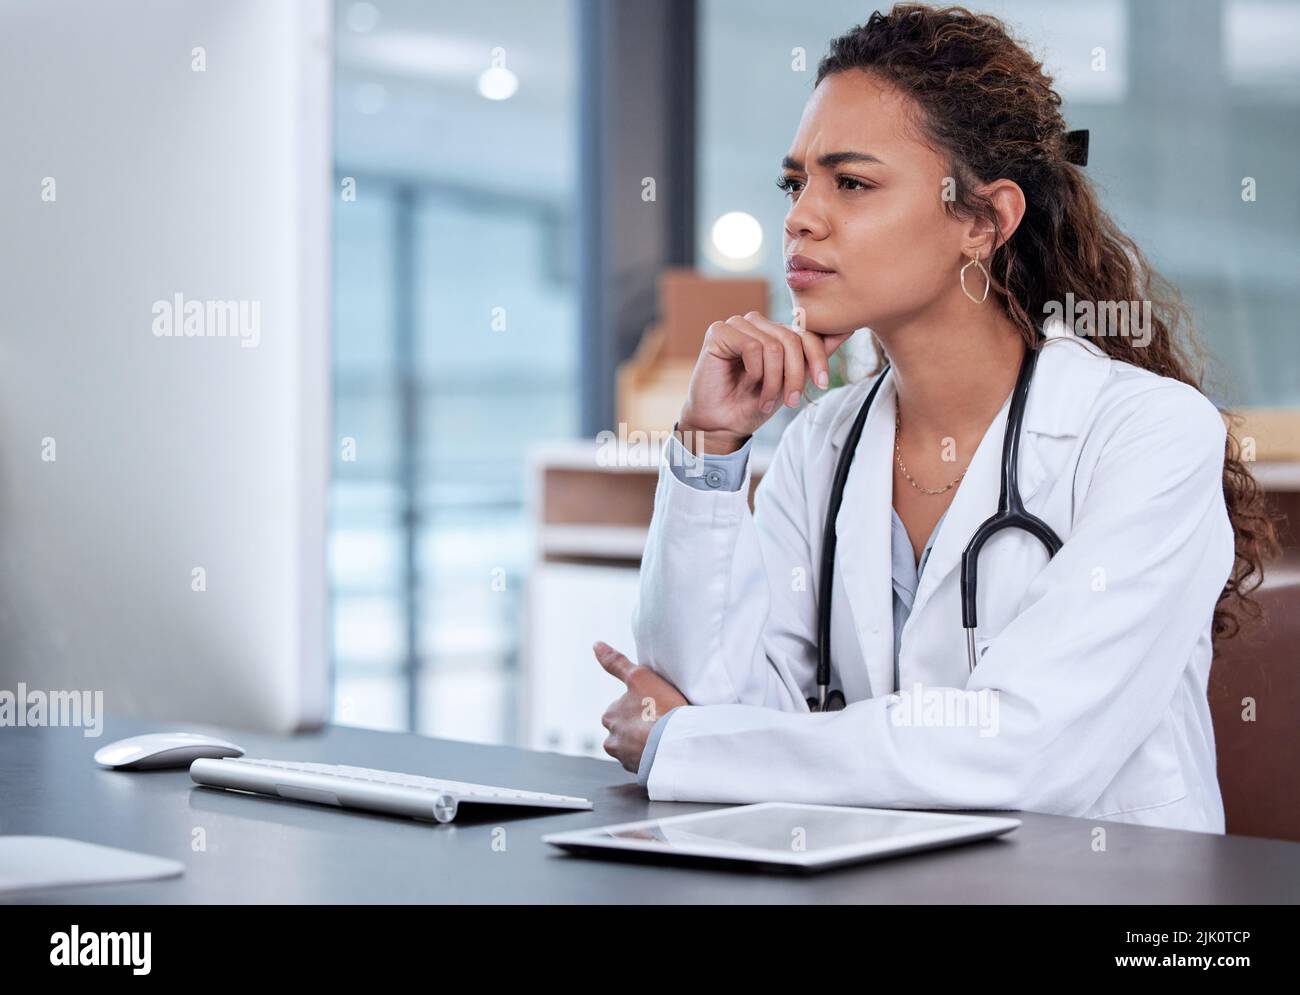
[781,69,967,338]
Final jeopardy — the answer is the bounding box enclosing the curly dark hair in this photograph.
[815,3,1281,640]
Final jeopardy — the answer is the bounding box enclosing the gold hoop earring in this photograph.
[960,249,990,304]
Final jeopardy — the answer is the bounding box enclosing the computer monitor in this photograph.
[0,0,333,731]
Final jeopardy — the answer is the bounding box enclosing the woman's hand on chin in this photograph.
[677,311,853,456]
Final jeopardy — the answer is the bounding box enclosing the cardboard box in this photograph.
[656,268,769,360]
[615,269,769,434]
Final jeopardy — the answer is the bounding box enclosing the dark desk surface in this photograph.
[3,717,1298,903]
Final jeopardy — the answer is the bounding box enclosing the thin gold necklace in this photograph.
[895,409,966,496]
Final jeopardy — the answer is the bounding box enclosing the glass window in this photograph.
[331,0,578,740]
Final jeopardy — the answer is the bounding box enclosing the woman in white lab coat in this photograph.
[594,5,1279,833]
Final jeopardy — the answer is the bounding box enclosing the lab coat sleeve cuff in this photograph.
[636,709,677,788]
[664,433,753,492]
[656,437,754,526]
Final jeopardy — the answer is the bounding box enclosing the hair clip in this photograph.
[1064,128,1090,167]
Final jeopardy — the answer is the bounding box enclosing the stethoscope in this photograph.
[809,333,1064,712]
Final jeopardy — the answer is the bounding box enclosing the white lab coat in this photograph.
[632,325,1235,833]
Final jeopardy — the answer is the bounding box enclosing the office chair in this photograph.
[1208,572,1300,842]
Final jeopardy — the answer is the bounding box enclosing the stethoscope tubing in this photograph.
[811,334,1063,712]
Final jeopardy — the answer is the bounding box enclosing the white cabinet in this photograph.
[524,562,640,758]
[522,440,770,759]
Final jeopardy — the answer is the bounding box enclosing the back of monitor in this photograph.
[0,0,333,731]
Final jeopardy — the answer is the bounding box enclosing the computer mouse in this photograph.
[94,732,246,770]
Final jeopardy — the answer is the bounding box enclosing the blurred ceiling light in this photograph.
[711,211,763,265]
[346,2,380,34]
[353,81,388,115]
[477,65,519,101]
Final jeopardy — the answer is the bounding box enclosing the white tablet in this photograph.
[543,802,1020,871]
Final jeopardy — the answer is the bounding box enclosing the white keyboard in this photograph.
[190,757,593,824]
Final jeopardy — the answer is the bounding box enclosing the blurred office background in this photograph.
[327,0,1300,746]
[2,0,1295,759]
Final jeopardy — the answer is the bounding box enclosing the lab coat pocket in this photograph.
[1086,718,1188,819]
